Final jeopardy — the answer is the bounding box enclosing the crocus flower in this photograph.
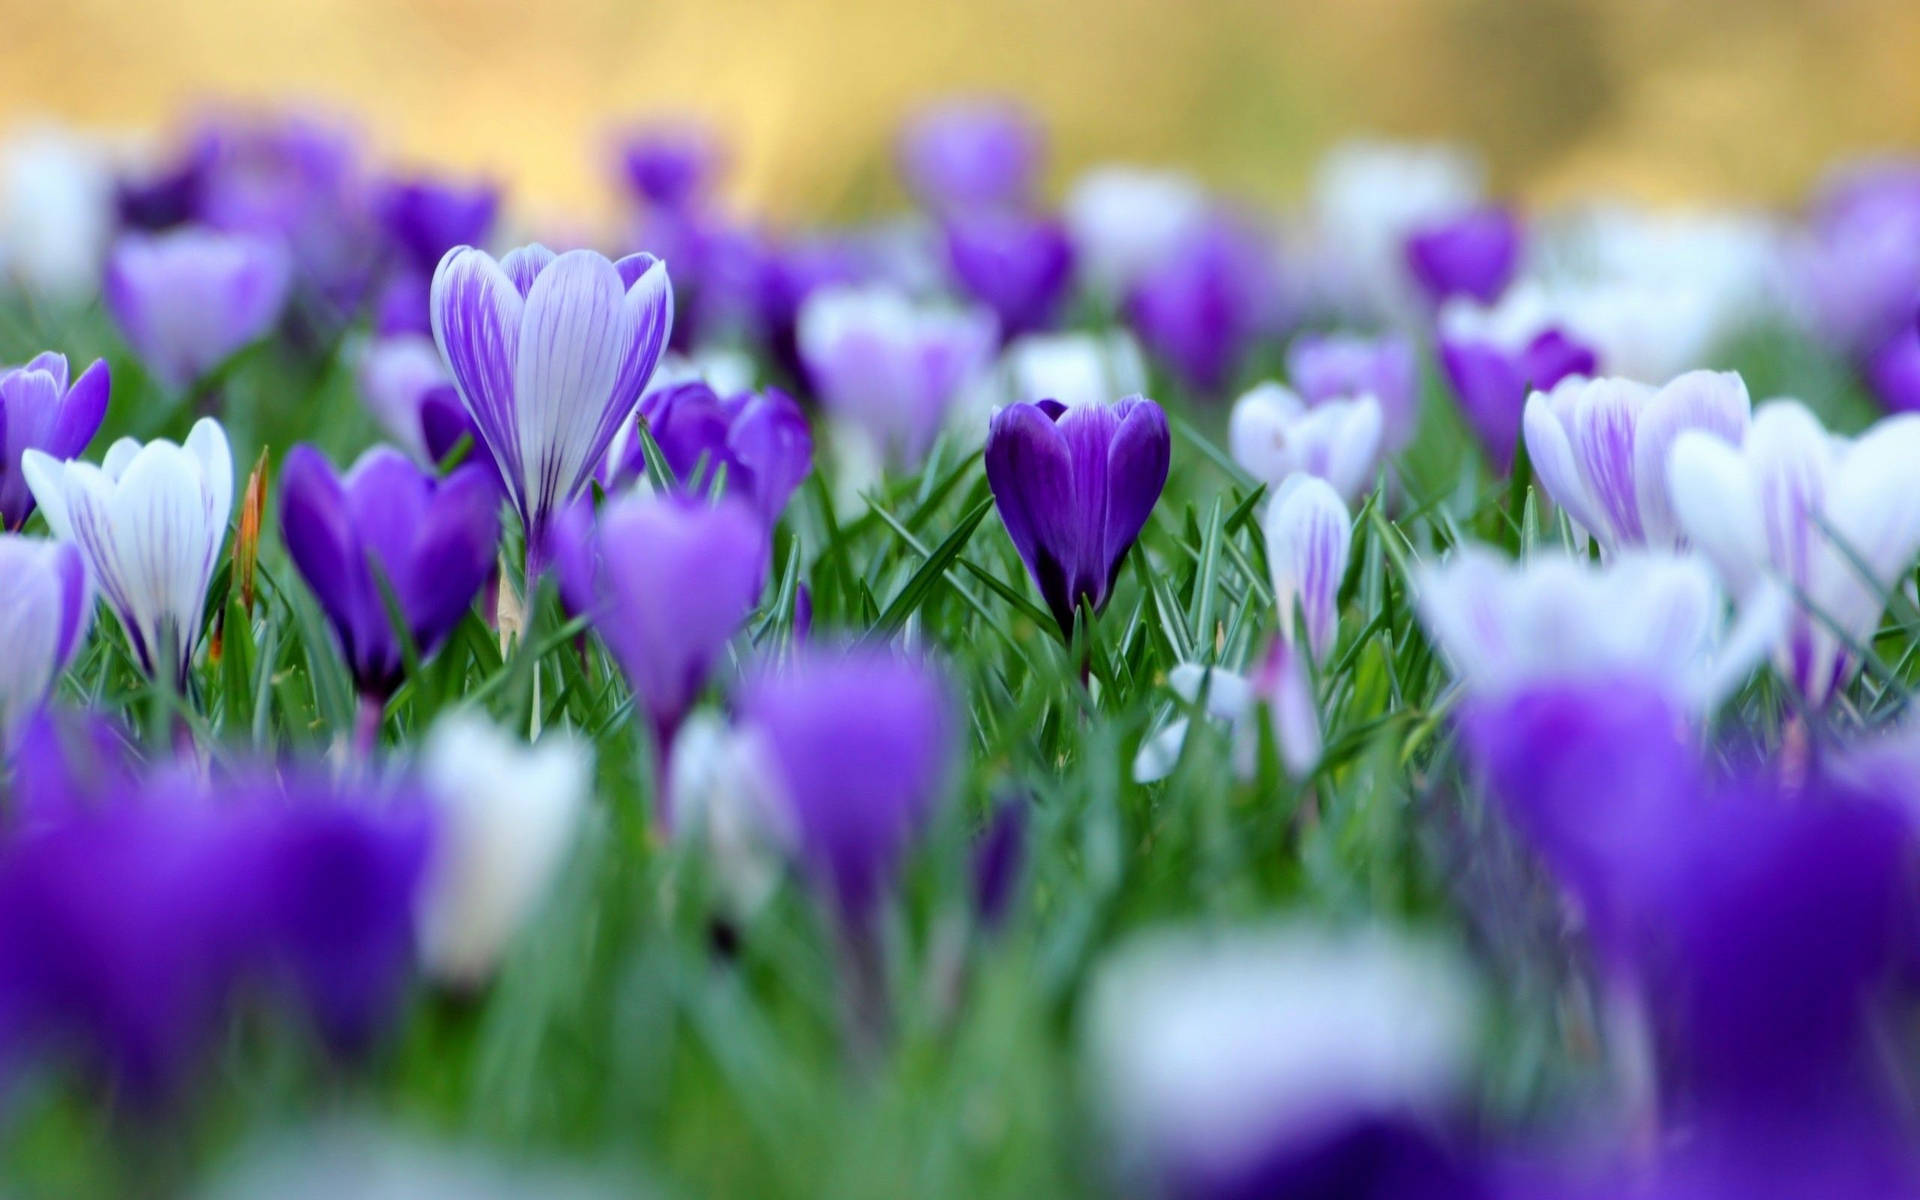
[1438,290,1598,471]
[1789,160,1920,357]
[971,798,1026,932]
[1132,640,1321,785]
[1404,205,1521,305]
[601,380,813,527]
[1229,383,1383,505]
[1311,139,1484,321]
[0,352,110,529]
[104,228,293,393]
[23,417,233,688]
[1522,369,1751,553]
[1126,214,1281,398]
[1415,543,1778,715]
[1064,167,1209,300]
[1083,922,1481,1200]
[570,493,765,764]
[1286,332,1421,454]
[1667,401,1920,706]
[983,395,1171,639]
[414,711,589,987]
[429,243,674,575]
[737,645,952,925]
[897,98,1042,215]
[374,174,499,277]
[279,445,500,704]
[796,284,996,469]
[616,120,724,212]
[0,536,89,736]
[1264,475,1352,662]
[942,210,1075,340]
[998,330,1149,411]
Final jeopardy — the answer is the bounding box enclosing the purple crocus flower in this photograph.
[942,210,1075,340]
[1438,320,1596,472]
[984,395,1170,639]
[374,174,499,276]
[1405,205,1521,305]
[0,353,109,530]
[1126,215,1281,398]
[104,228,293,393]
[0,536,90,737]
[1286,332,1421,454]
[615,120,724,213]
[896,98,1043,214]
[602,380,813,527]
[1791,160,1920,357]
[737,645,953,924]
[429,243,673,575]
[279,445,500,705]
[571,493,765,764]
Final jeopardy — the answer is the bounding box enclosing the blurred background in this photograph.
[4,0,1919,224]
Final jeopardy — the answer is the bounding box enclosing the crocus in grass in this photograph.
[0,352,109,529]
[999,329,1149,411]
[737,645,953,925]
[1404,205,1521,305]
[429,243,674,576]
[1668,401,1920,706]
[23,417,232,689]
[1132,640,1321,785]
[104,228,293,393]
[1286,332,1420,454]
[1126,214,1281,398]
[354,333,502,489]
[1522,369,1752,553]
[1229,382,1384,505]
[1438,293,1598,471]
[942,210,1075,341]
[971,798,1026,933]
[796,284,997,469]
[279,445,500,705]
[414,711,589,987]
[1083,922,1481,1200]
[0,537,89,736]
[897,98,1042,215]
[984,395,1171,639]
[571,493,766,765]
[601,380,813,527]
[1263,475,1352,662]
[1415,543,1779,715]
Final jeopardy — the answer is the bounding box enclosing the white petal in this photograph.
[1520,386,1604,543]
[1131,717,1193,785]
[1227,382,1307,486]
[512,250,634,521]
[183,417,235,535]
[1667,430,1768,596]
[1632,370,1750,547]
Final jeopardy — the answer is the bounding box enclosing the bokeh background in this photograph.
[4,0,1918,223]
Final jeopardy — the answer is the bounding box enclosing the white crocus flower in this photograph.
[1311,139,1484,321]
[1230,382,1384,505]
[22,417,232,688]
[416,710,591,987]
[668,711,795,919]
[0,124,115,303]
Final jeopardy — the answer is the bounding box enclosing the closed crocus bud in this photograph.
[576,493,765,769]
[1083,922,1481,1200]
[279,445,500,705]
[1263,476,1351,663]
[1064,167,1210,300]
[896,98,1042,215]
[0,536,90,736]
[602,380,813,527]
[1438,288,1598,471]
[1404,204,1521,305]
[970,798,1026,933]
[23,417,233,689]
[414,711,589,987]
[430,243,674,577]
[984,395,1170,639]
[1229,382,1384,505]
[1000,330,1148,411]
[796,284,997,470]
[1126,215,1280,398]
[1286,332,1420,455]
[104,228,293,393]
[0,352,110,529]
[1523,369,1751,553]
[1415,543,1778,716]
[942,210,1075,341]
[1668,402,1920,707]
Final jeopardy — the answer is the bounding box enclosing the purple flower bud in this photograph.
[105,228,293,393]
[942,210,1075,341]
[280,445,500,701]
[1405,205,1521,305]
[0,537,90,737]
[429,243,674,575]
[615,120,725,212]
[1438,324,1596,472]
[574,493,766,762]
[603,381,813,527]
[0,352,108,530]
[1126,216,1280,398]
[1286,333,1420,455]
[984,395,1170,638]
[738,645,952,924]
[373,174,499,275]
[970,797,1025,932]
[897,98,1043,214]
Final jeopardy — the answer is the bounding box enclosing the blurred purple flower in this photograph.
[5,705,137,828]
[280,445,500,702]
[429,243,673,575]
[1405,206,1521,306]
[1286,332,1421,454]
[374,173,499,276]
[1792,160,1920,356]
[1862,326,1920,413]
[897,98,1042,214]
[615,120,725,212]
[0,352,109,530]
[1438,324,1596,472]
[602,380,812,527]
[1126,215,1281,397]
[105,228,293,392]
[970,797,1025,932]
[942,210,1075,340]
[984,395,1170,639]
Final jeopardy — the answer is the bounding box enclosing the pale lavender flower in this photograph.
[1229,382,1383,505]
[104,228,292,392]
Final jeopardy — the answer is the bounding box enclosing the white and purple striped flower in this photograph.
[22,417,232,688]
[0,534,90,736]
[1263,475,1353,663]
[429,243,673,575]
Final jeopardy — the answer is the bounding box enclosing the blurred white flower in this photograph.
[1064,166,1210,299]
[668,711,794,919]
[1311,139,1484,321]
[0,124,115,303]
[998,329,1148,410]
[1229,382,1383,505]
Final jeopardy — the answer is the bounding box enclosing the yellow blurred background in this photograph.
[4,0,1919,222]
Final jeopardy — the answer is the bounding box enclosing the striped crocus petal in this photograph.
[0,536,90,735]
[1263,475,1352,663]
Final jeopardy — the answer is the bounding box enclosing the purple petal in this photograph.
[429,247,526,500]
